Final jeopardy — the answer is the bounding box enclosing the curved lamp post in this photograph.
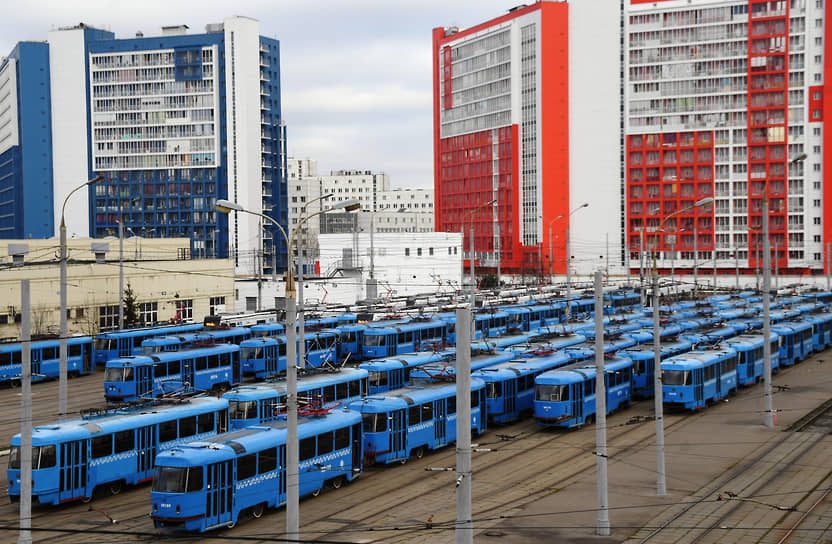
[215,197,359,540]
[465,199,497,306]
[564,203,589,321]
[59,175,100,420]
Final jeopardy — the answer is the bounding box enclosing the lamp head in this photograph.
[791,153,808,164]
[579,202,589,209]
[694,197,714,208]
[331,199,360,212]
[215,199,244,214]
[88,175,102,185]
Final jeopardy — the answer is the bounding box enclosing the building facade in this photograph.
[625,0,827,274]
[0,42,55,239]
[432,0,622,277]
[2,18,287,277]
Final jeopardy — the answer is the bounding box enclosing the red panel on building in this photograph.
[747,0,790,271]
[808,85,823,122]
[442,46,452,110]
[626,132,715,267]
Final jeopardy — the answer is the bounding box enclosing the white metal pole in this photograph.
[455,307,472,544]
[763,195,774,428]
[566,225,572,321]
[548,224,553,285]
[470,225,476,306]
[713,245,717,292]
[19,280,32,544]
[59,219,68,420]
[298,232,306,370]
[119,219,124,329]
[693,225,698,298]
[495,223,501,288]
[594,271,610,536]
[639,230,645,307]
[285,289,299,538]
[774,242,779,291]
[736,251,740,290]
[652,272,666,495]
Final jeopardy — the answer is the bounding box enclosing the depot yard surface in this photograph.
[0,352,830,543]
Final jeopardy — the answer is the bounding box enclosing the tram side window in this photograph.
[179,416,196,438]
[91,435,112,459]
[704,366,715,381]
[408,405,421,424]
[154,363,168,378]
[159,419,177,442]
[585,379,593,396]
[336,382,348,399]
[258,448,277,473]
[195,357,207,371]
[197,412,214,434]
[69,344,83,357]
[207,355,219,369]
[470,393,478,408]
[41,347,57,360]
[237,453,256,480]
[447,396,456,414]
[169,361,180,375]
[114,430,134,453]
[217,410,228,433]
[422,402,433,420]
[0,352,20,366]
[324,385,336,402]
[318,432,333,455]
[334,427,349,450]
[299,437,316,461]
[187,466,203,492]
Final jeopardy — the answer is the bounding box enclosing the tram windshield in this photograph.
[229,400,257,420]
[94,339,116,352]
[8,445,56,470]
[368,371,388,387]
[662,369,692,386]
[535,384,569,402]
[152,466,203,493]
[486,382,502,399]
[241,347,263,360]
[105,367,133,382]
[141,345,163,355]
[361,413,387,432]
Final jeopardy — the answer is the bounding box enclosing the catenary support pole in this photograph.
[566,225,572,320]
[285,292,299,540]
[298,236,306,370]
[639,231,645,307]
[59,217,68,420]
[119,220,124,329]
[19,280,32,544]
[653,273,667,495]
[455,307,472,544]
[763,196,774,428]
[693,225,698,298]
[594,271,610,536]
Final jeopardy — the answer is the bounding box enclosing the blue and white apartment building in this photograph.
[1,17,287,275]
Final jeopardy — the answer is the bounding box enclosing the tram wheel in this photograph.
[414,446,426,460]
[311,487,322,497]
[81,488,95,504]
[109,480,123,496]
[330,476,344,490]
[251,503,265,518]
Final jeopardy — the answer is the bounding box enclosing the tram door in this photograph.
[181,358,193,390]
[278,445,287,500]
[434,400,447,447]
[351,423,362,475]
[265,345,276,375]
[504,379,516,418]
[58,440,87,502]
[136,425,156,482]
[572,383,583,424]
[30,348,41,379]
[231,352,240,384]
[714,363,722,399]
[693,369,704,407]
[205,460,233,528]
[389,409,407,460]
[135,366,152,399]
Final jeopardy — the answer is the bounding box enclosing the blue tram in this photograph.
[474,350,573,424]
[621,338,694,399]
[151,409,363,531]
[771,319,814,366]
[605,289,642,315]
[94,323,203,365]
[238,330,338,379]
[140,335,197,355]
[436,311,508,344]
[104,344,241,402]
[803,310,832,351]
[0,336,94,385]
[721,332,780,386]
[359,350,455,395]
[331,323,367,362]
[361,318,447,359]
[661,347,739,410]
[560,336,638,363]
[348,378,487,465]
[680,323,739,346]
[7,396,229,505]
[533,355,634,428]
[224,367,368,429]
[501,303,562,333]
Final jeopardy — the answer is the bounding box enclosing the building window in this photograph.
[210,296,226,316]
[139,302,158,325]
[0,315,8,325]
[99,305,119,331]
[429,247,434,256]
[814,182,822,190]
[814,127,822,136]
[815,253,822,261]
[405,248,410,256]
[175,299,193,322]
[417,248,422,256]
[814,217,822,225]
[815,199,822,207]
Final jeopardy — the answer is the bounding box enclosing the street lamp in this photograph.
[565,203,589,322]
[465,199,497,306]
[296,193,333,371]
[651,195,712,496]
[763,153,806,428]
[215,197,359,540]
[59,175,101,420]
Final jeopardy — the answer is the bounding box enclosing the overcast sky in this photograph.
[0,0,521,190]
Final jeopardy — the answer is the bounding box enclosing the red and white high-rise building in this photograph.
[625,0,828,275]
[433,1,623,278]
